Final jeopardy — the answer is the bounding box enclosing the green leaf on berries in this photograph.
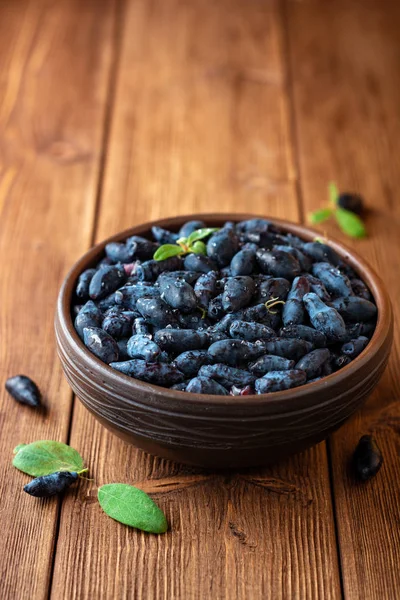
[153,244,184,261]
[187,228,219,245]
[190,241,207,255]
[334,208,367,238]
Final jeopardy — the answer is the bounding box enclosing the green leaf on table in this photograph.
[334,207,367,238]
[190,240,207,255]
[187,227,219,245]
[329,181,339,206]
[13,440,85,477]
[153,244,184,261]
[308,208,333,224]
[98,483,168,534]
[13,443,27,454]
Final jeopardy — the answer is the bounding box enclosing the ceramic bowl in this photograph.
[55,214,393,468]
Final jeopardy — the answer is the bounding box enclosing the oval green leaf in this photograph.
[153,244,184,261]
[190,240,207,255]
[98,483,168,534]
[309,208,333,225]
[13,443,27,454]
[329,181,339,206]
[334,207,366,238]
[187,227,220,245]
[13,440,84,477]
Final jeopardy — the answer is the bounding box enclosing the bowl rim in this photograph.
[56,212,393,407]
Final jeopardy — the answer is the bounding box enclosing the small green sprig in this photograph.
[309,182,366,239]
[153,228,220,261]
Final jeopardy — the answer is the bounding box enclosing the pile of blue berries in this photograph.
[73,219,377,395]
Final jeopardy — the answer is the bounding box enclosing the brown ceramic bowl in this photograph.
[55,214,393,468]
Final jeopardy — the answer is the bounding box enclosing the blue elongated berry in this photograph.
[256,249,301,280]
[125,236,159,260]
[89,265,126,300]
[116,338,130,360]
[263,338,313,361]
[230,248,257,276]
[5,375,41,407]
[75,269,96,300]
[353,435,383,481]
[136,297,179,328]
[178,312,211,329]
[206,229,239,267]
[170,381,189,391]
[304,274,331,302]
[114,284,160,309]
[83,327,119,363]
[127,334,161,362]
[102,310,133,339]
[75,300,103,338]
[208,339,266,366]
[131,317,148,336]
[194,271,218,309]
[236,218,272,234]
[198,364,256,387]
[211,303,269,333]
[330,352,352,372]
[173,350,211,377]
[345,322,375,340]
[350,278,372,301]
[136,257,183,281]
[303,293,347,342]
[282,276,310,326]
[295,348,331,379]
[151,226,179,244]
[178,220,206,237]
[302,242,342,266]
[157,271,200,285]
[229,320,275,342]
[341,336,369,359]
[24,471,78,497]
[154,329,209,353]
[105,240,136,264]
[279,324,327,348]
[222,276,255,312]
[207,294,225,321]
[110,359,185,385]
[330,296,377,322]
[97,293,118,312]
[256,277,290,303]
[159,278,197,313]
[255,370,307,393]
[248,355,295,376]
[186,376,228,395]
[273,245,313,272]
[183,253,218,273]
[312,262,353,297]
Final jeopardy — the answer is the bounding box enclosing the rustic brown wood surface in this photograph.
[286,2,400,597]
[0,0,398,598]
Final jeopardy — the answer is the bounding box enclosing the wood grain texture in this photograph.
[0,0,116,598]
[285,0,400,597]
[51,1,341,598]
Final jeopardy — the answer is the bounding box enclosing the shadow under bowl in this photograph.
[55,214,393,468]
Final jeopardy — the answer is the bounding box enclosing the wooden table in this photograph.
[1,0,399,598]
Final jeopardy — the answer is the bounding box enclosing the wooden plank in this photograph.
[0,1,117,598]
[285,1,400,597]
[51,1,342,598]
